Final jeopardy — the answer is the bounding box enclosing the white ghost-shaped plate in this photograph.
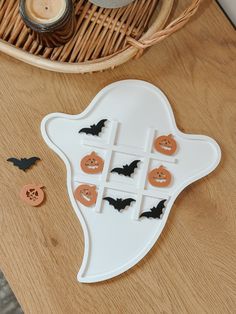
[41,80,221,283]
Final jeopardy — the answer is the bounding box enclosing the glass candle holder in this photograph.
[20,0,75,48]
[89,0,135,8]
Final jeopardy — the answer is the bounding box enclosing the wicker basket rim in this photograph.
[0,0,200,73]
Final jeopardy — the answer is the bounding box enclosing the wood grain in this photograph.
[0,0,236,313]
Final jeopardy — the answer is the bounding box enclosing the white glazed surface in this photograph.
[89,0,135,8]
[41,80,221,283]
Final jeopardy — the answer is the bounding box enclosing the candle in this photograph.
[20,0,75,48]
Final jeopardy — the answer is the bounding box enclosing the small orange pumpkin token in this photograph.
[154,134,177,156]
[80,152,104,174]
[20,184,45,206]
[74,184,97,207]
[148,166,172,187]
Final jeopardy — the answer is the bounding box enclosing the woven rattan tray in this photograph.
[0,0,200,73]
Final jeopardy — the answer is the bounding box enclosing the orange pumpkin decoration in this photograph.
[20,184,45,206]
[154,134,177,156]
[80,152,104,174]
[74,184,97,207]
[148,166,172,187]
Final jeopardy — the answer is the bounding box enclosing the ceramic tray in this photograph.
[41,80,221,282]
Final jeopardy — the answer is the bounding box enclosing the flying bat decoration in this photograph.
[103,197,135,212]
[7,157,41,172]
[111,160,141,177]
[140,200,167,219]
[79,119,108,136]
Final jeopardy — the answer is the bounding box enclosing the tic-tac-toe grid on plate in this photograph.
[76,120,177,220]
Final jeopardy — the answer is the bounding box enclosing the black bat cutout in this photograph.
[79,119,107,136]
[140,199,167,219]
[103,197,135,212]
[111,160,141,177]
[7,157,41,172]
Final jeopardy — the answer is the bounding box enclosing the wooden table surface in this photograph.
[0,1,235,313]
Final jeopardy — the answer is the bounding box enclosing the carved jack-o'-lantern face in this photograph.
[81,152,104,174]
[148,166,172,187]
[154,134,177,155]
[20,184,45,206]
[74,184,97,207]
